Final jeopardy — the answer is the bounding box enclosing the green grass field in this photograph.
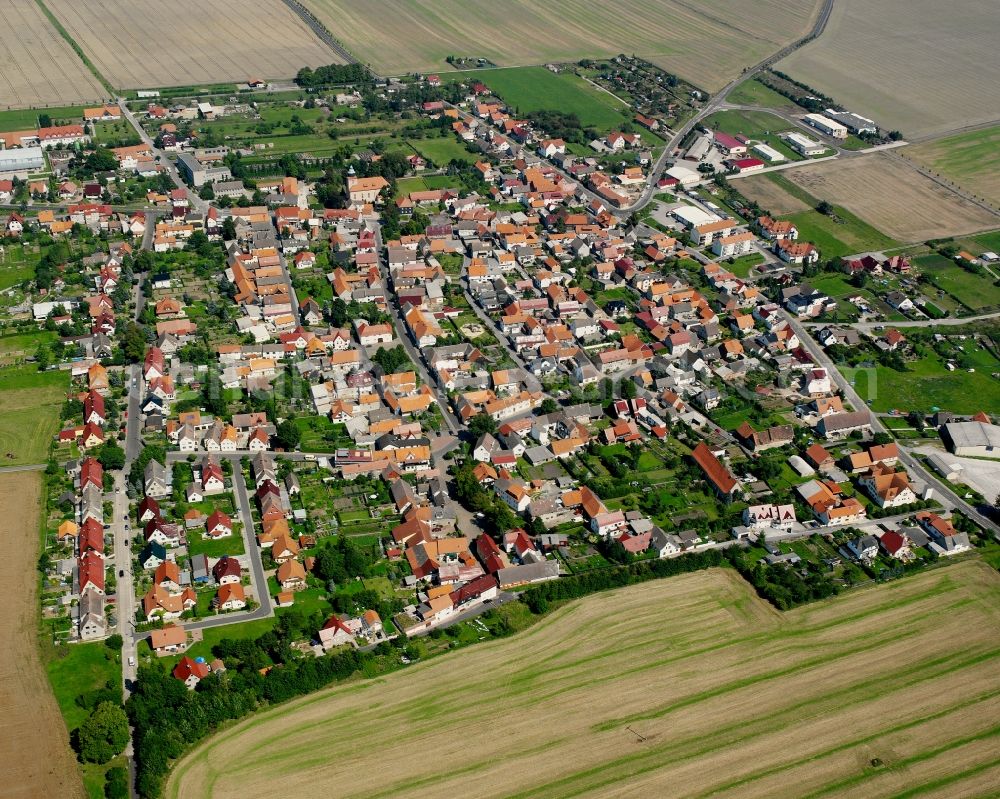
[45,642,121,733]
[0,105,86,131]
[0,366,68,465]
[908,125,1000,206]
[396,174,460,196]
[726,79,795,109]
[0,330,54,366]
[703,109,804,162]
[91,119,139,146]
[167,563,1000,799]
[807,273,900,320]
[406,136,476,166]
[446,66,630,132]
[857,344,1000,414]
[970,230,1000,254]
[0,243,40,290]
[914,254,1000,312]
[782,206,897,259]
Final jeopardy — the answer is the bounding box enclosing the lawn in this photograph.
[913,254,1000,312]
[92,119,140,146]
[726,79,795,109]
[0,366,68,465]
[186,528,245,559]
[166,563,1000,799]
[162,617,279,668]
[396,174,460,196]
[445,66,630,132]
[406,136,477,165]
[295,416,353,452]
[45,641,121,733]
[808,272,889,310]
[970,230,1000,254]
[726,252,765,278]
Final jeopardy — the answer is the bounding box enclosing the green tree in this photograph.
[539,398,559,414]
[96,441,125,471]
[468,413,497,438]
[275,420,301,450]
[201,372,227,417]
[119,322,147,363]
[77,702,129,763]
[85,147,119,173]
[371,345,410,374]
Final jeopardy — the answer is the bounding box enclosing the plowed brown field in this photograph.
[0,471,85,799]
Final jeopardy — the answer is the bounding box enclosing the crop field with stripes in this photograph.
[0,0,105,108]
[43,0,342,89]
[168,561,1000,799]
[301,0,823,91]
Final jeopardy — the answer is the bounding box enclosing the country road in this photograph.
[613,0,837,216]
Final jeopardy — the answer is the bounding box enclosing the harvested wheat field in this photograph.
[0,471,85,799]
[44,0,342,89]
[737,172,812,217]
[302,0,821,91]
[778,0,1000,139]
[168,562,1000,799]
[779,155,1000,242]
[0,0,105,108]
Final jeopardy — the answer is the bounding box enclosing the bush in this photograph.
[104,766,129,799]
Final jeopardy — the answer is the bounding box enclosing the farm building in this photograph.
[751,143,786,163]
[784,132,826,156]
[940,421,1000,457]
[825,110,878,135]
[804,113,848,139]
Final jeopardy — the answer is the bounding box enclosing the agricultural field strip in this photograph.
[742,155,999,244]
[0,472,86,799]
[778,0,1000,139]
[905,126,1000,208]
[301,0,821,91]
[168,564,1000,799]
[0,0,105,108]
[44,0,340,89]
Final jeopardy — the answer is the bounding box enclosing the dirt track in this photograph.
[167,562,1000,799]
[0,472,85,799]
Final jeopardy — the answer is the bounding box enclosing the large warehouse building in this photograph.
[940,421,1000,456]
[0,146,44,176]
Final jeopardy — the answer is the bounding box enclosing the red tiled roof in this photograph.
[691,442,737,495]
